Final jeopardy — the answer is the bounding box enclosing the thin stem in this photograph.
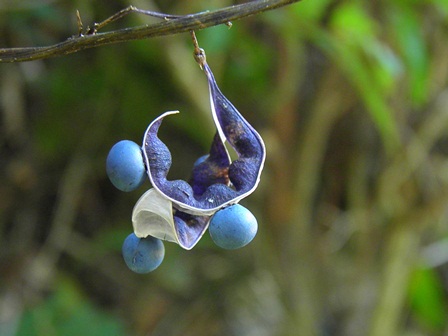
[190,31,206,68]
[190,30,200,53]
[0,0,302,63]
[76,10,83,36]
[90,5,185,35]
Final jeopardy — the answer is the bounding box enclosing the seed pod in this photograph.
[134,60,265,249]
[141,63,265,215]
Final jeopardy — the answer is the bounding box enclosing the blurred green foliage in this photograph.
[409,267,448,332]
[17,277,125,336]
[1,0,448,335]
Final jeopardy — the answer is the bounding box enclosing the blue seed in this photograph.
[209,204,258,250]
[122,233,165,273]
[106,140,146,192]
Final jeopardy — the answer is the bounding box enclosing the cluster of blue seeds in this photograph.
[106,140,258,273]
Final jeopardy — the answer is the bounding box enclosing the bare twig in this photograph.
[86,6,184,35]
[0,0,301,63]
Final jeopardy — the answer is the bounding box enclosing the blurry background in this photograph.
[1,0,448,335]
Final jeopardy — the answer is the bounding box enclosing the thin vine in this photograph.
[0,0,301,63]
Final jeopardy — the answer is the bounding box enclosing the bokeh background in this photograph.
[1,0,448,335]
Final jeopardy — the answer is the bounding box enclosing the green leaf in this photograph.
[408,267,448,332]
[292,0,332,22]
[330,3,378,44]
[388,6,429,106]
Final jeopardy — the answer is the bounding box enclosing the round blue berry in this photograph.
[209,204,258,250]
[106,140,146,192]
[122,233,165,273]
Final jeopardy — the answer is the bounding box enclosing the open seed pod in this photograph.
[133,60,265,249]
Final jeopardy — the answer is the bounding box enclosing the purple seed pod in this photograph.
[133,60,265,250]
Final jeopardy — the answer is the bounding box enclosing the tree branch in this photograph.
[0,0,301,63]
